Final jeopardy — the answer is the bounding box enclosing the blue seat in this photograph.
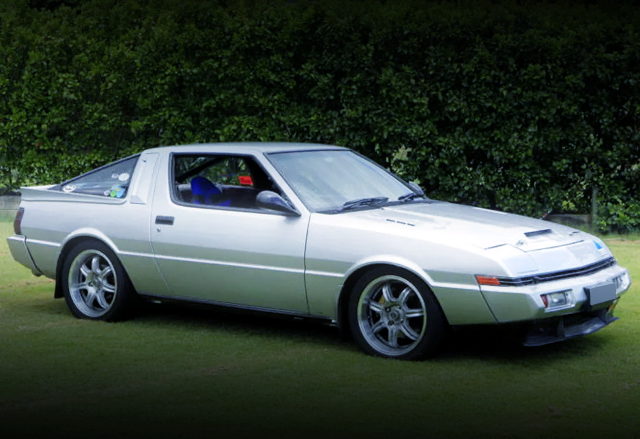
[190,176,231,206]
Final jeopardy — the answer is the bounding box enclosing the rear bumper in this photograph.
[522,308,618,346]
[6,235,42,275]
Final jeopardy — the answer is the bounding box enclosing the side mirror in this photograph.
[256,191,300,216]
[408,181,425,196]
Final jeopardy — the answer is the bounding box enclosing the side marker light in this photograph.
[475,275,501,286]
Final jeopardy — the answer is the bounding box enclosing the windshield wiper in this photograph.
[398,192,425,202]
[339,197,389,212]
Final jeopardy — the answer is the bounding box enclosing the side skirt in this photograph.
[138,292,333,324]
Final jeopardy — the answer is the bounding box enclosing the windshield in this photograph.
[268,150,414,212]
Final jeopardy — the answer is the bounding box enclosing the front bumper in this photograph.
[522,308,618,346]
[479,263,630,323]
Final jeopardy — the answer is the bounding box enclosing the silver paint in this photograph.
[6,142,631,328]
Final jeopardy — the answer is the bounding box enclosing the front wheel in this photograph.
[61,240,134,321]
[348,267,447,360]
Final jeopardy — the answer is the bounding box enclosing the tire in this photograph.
[61,240,134,321]
[348,267,447,360]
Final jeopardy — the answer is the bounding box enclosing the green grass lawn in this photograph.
[0,219,638,438]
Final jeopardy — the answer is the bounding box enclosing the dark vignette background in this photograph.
[0,1,639,438]
[0,0,639,230]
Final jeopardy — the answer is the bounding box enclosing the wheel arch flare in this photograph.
[55,229,124,298]
[332,255,497,330]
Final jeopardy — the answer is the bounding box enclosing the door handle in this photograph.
[155,215,174,225]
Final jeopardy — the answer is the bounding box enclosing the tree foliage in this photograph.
[0,0,638,231]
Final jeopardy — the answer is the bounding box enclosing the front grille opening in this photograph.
[498,257,616,286]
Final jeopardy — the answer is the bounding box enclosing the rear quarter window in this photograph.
[52,155,139,198]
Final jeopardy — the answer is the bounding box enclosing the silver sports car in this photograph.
[7,143,631,359]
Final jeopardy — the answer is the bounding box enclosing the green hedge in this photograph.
[1,0,639,231]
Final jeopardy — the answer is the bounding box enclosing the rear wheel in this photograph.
[62,241,133,321]
[348,267,447,360]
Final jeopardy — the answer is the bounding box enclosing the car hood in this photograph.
[351,201,584,252]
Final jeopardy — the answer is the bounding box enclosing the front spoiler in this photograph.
[523,309,618,347]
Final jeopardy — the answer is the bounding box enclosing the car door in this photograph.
[149,151,310,314]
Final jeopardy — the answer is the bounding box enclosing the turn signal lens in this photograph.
[541,295,549,307]
[475,275,501,286]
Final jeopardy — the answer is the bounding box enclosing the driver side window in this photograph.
[171,154,283,211]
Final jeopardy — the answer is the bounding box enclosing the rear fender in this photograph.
[54,228,121,298]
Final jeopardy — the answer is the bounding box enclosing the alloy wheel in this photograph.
[67,249,118,318]
[357,275,427,357]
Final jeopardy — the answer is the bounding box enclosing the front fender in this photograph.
[339,255,496,326]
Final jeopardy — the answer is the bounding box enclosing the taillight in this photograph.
[14,207,24,235]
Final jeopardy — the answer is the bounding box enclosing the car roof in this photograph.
[143,142,349,155]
